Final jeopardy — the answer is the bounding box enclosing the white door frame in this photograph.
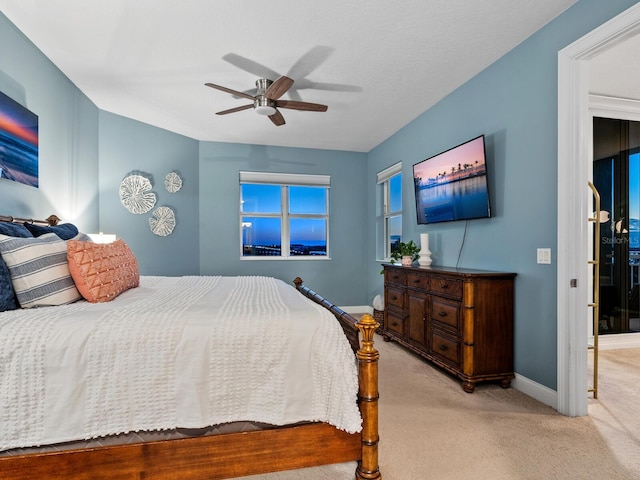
[589,94,640,352]
[557,3,640,416]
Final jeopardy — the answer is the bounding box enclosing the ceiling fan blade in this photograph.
[216,104,253,115]
[205,83,255,101]
[269,109,286,126]
[276,100,328,112]
[265,76,294,100]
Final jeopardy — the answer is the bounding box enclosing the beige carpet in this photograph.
[588,347,640,477]
[241,335,640,480]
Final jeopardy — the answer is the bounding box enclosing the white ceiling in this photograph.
[0,0,578,152]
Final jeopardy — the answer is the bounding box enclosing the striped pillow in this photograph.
[0,233,81,308]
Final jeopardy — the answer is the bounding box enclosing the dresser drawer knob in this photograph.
[438,311,447,317]
[438,344,448,351]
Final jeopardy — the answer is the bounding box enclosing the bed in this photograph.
[0,215,380,480]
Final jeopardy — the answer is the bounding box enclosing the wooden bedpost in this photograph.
[292,278,381,479]
[356,313,381,480]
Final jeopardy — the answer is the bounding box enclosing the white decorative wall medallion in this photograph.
[149,206,176,236]
[165,171,183,193]
[119,174,157,214]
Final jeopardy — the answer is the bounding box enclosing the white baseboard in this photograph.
[340,305,373,315]
[512,373,558,410]
[344,306,565,413]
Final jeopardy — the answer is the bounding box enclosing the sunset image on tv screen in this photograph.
[413,135,490,224]
[0,91,38,188]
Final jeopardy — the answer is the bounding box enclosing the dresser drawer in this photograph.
[382,264,515,392]
[406,272,429,291]
[430,329,461,368]
[386,286,405,309]
[386,310,405,337]
[385,268,406,286]
[430,276,462,299]
[430,297,461,331]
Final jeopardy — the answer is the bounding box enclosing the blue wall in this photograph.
[198,141,368,305]
[98,111,200,276]
[366,0,640,390]
[96,116,369,302]
[0,13,99,231]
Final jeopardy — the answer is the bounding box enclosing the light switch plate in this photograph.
[537,248,551,264]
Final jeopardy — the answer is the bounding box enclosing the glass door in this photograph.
[592,117,640,335]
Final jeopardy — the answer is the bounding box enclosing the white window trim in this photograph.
[240,172,331,260]
[377,162,402,261]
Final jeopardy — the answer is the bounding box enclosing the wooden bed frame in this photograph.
[0,215,381,480]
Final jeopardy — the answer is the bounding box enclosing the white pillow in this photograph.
[0,233,81,308]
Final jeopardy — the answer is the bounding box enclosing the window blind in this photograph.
[239,171,330,187]
[376,162,402,184]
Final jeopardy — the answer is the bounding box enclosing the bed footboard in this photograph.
[293,277,381,480]
[293,277,361,352]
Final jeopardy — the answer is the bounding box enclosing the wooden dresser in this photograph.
[382,264,516,393]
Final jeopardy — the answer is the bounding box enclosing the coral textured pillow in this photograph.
[67,239,140,303]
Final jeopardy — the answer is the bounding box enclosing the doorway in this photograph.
[557,2,640,417]
[592,117,640,336]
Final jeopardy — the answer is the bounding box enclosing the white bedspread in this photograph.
[0,276,361,452]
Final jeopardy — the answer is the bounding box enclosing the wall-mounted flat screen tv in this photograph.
[413,135,490,225]
[0,91,38,188]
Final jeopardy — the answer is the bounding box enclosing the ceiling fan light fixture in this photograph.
[208,76,327,125]
[254,96,276,116]
[255,105,277,116]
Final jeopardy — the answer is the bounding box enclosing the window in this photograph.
[377,163,402,260]
[240,171,330,259]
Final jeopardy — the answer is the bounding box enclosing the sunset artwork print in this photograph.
[0,91,38,188]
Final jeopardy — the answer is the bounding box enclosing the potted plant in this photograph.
[390,240,421,267]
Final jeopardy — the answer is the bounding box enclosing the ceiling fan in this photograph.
[205,76,328,126]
